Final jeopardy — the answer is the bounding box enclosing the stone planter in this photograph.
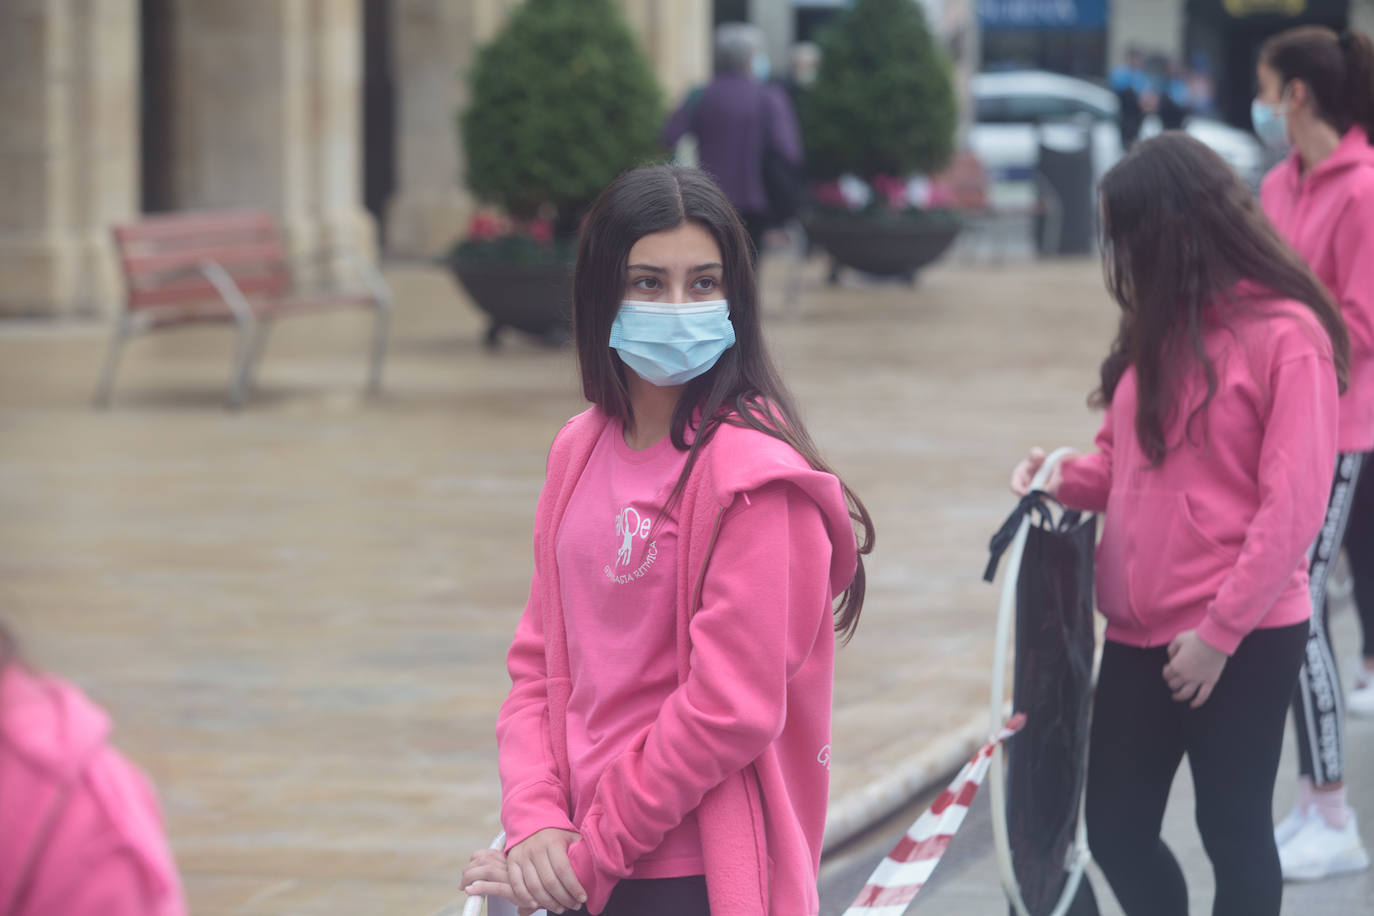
[804,210,962,284]
[446,256,575,348]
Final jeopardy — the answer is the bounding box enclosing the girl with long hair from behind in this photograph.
[1012,132,1348,916]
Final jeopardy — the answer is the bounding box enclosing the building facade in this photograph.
[0,0,712,319]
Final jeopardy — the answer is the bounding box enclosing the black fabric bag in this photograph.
[986,491,1101,916]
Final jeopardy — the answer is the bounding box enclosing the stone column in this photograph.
[387,0,710,259]
[385,0,510,260]
[0,0,138,318]
[168,0,373,276]
[619,0,711,103]
[1353,0,1374,39]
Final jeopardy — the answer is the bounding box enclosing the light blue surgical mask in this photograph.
[1252,96,1289,151]
[752,53,771,81]
[609,300,735,387]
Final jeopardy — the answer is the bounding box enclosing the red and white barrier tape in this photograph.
[843,713,1026,916]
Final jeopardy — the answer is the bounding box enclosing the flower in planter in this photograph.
[870,174,909,211]
[467,209,514,242]
[450,210,576,267]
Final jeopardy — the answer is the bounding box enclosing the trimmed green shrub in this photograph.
[460,0,665,236]
[799,0,958,182]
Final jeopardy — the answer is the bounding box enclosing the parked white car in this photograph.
[969,70,1266,196]
[1140,114,1267,189]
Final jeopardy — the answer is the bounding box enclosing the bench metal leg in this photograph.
[245,321,273,396]
[93,315,133,409]
[227,319,259,410]
[367,301,391,395]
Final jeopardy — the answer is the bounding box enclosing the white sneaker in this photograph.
[1349,672,1374,718]
[1279,808,1371,881]
[1275,802,1313,847]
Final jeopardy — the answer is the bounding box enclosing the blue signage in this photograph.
[978,0,1107,30]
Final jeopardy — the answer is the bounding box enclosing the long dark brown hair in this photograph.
[1096,132,1349,464]
[1262,26,1374,140]
[572,165,875,641]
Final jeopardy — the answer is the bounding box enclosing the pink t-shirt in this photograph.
[555,419,704,879]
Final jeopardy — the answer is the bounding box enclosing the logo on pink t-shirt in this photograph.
[606,506,660,584]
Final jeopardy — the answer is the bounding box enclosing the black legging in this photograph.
[1292,452,1365,784]
[1087,623,1308,916]
[1347,457,1374,661]
[570,875,709,916]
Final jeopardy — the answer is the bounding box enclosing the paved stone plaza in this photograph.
[2,255,1151,914]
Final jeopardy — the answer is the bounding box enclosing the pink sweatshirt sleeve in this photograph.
[566,482,832,912]
[1333,190,1374,377]
[1056,406,1115,513]
[497,520,577,850]
[1196,351,1339,654]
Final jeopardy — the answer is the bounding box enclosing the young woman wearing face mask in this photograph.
[1012,133,1347,916]
[1253,26,1374,882]
[459,165,874,916]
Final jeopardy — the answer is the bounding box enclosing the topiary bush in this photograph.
[798,0,958,185]
[460,0,664,239]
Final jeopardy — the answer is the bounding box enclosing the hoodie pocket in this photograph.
[1124,489,1236,619]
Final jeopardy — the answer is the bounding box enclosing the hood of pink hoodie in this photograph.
[0,667,184,915]
[700,418,861,599]
[1266,126,1374,196]
[1,667,112,907]
[3,666,111,777]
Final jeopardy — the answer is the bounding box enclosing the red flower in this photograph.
[467,210,512,241]
[870,174,909,210]
[527,217,554,245]
[810,181,850,209]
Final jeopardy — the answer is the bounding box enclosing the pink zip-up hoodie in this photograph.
[1058,296,1339,655]
[0,666,187,916]
[496,407,860,916]
[1261,126,1374,453]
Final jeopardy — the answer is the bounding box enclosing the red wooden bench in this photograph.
[96,209,392,408]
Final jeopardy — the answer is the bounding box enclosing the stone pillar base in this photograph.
[0,233,120,319]
[283,206,379,290]
[386,187,475,260]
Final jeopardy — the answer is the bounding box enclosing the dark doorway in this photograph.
[714,0,750,25]
[140,0,176,212]
[363,0,396,247]
[1186,0,1348,130]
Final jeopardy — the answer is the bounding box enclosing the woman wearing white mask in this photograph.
[460,165,874,916]
[1254,26,1374,883]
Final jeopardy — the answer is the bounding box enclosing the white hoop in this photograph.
[988,447,1095,916]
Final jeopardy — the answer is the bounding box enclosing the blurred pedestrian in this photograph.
[662,24,804,256]
[1255,24,1374,882]
[1109,45,1149,147]
[1013,133,1348,916]
[0,624,187,915]
[1161,58,1193,130]
[783,41,820,106]
[1187,52,1217,116]
[461,166,873,916]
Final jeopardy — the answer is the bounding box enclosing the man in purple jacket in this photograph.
[662,24,804,256]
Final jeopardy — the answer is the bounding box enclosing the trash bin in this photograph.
[1035,122,1096,256]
